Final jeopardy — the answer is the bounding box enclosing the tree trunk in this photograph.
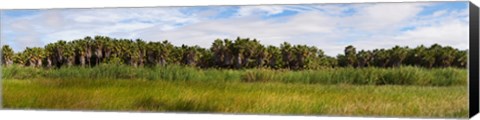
[138,57,144,67]
[52,57,59,68]
[242,56,249,68]
[129,59,138,67]
[80,56,86,67]
[28,58,35,67]
[36,59,43,68]
[157,57,166,66]
[256,58,264,68]
[138,53,144,67]
[95,49,103,64]
[104,49,111,59]
[5,59,13,66]
[46,58,52,68]
[269,57,276,68]
[66,57,74,67]
[234,54,242,69]
[224,53,233,68]
[214,52,223,67]
[86,49,92,66]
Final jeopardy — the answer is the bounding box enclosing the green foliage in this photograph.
[241,69,276,83]
[2,65,44,79]
[3,36,468,69]
[2,65,467,86]
[2,45,14,66]
[105,57,124,65]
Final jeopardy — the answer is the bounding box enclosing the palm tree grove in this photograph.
[2,36,469,118]
[0,36,468,69]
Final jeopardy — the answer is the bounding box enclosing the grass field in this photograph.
[1,65,469,118]
[2,64,467,86]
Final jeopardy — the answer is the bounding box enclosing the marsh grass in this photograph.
[1,64,469,118]
[2,79,468,118]
[2,64,467,86]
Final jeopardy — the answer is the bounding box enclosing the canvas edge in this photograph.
[469,1,479,118]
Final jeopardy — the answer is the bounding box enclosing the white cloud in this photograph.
[347,8,468,54]
[10,19,32,32]
[138,2,467,56]
[137,10,339,50]
[395,20,468,49]
[237,6,285,17]
[344,3,429,32]
[2,7,205,51]
[1,2,469,56]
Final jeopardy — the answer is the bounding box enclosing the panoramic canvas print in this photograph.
[0,1,470,118]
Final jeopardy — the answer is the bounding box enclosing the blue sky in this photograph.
[0,1,469,56]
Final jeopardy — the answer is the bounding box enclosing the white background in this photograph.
[0,0,478,120]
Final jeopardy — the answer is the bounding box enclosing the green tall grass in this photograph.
[2,79,468,118]
[2,64,467,86]
[2,64,468,118]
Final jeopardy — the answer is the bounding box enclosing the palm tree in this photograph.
[13,52,26,66]
[51,40,68,67]
[136,39,147,67]
[2,35,468,69]
[453,50,467,68]
[344,45,357,67]
[44,43,56,68]
[72,40,87,67]
[280,42,293,69]
[83,36,94,67]
[292,45,312,70]
[146,40,172,66]
[160,40,173,65]
[93,36,106,65]
[421,50,435,68]
[266,46,281,69]
[438,46,456,67]
[322,56,338,68]
[312,49,333,68]
[24,47,45,67]
[63,42,76,67]
[429,44,443,67]
[211,39,225,68]
[103,37,114,61]
[232,38,247,69]
[1,45,14,66]
[109,38,123,60]
[223,39,234,68]
[390,46,408,67]
[406,45,427,67]
[197,48,213,68]
[372,49,390,67]
[124,40,140,67]
[181,45,203,66]
[356,50,372,67]
[254,46,268,68]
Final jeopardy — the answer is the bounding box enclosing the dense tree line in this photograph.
[0,36,468,69]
